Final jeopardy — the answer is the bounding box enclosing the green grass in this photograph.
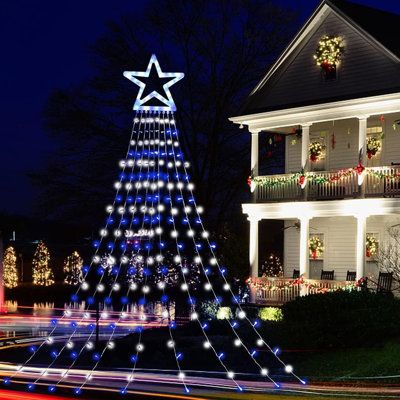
[295,342,400,382]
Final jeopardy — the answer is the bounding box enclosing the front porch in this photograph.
[244,198,400,304]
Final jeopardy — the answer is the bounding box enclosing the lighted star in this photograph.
[123,54,184,112]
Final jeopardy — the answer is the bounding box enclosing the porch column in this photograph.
[299,216,310,278]
[301,124,311,200]
[248,216,260,303]
[301,124,311,171]
[357,116,368,196]
[355,215,366,280]
[250,130,259,176]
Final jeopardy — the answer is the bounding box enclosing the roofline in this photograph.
[230,92,400,131]
[247,0,400,100]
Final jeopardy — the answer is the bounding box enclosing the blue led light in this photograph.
[97,267,105,275]
[92,352,101,361]
[87,297,95,305]
[74,387,82,395]
[51,319,58,326]
[176,352,183,360]
[3,378,10,385]
[138,297,146,306]
[130,355,137,363]
[82,265,90,274]
[120,388,127,395]
[121,296,129,305]
[51,350,58,358]
[29,345,37,353]
[105,297,112,305]
[71,294,79,302]
[71,351,78,359]
[27,383,35,391]
[48,385,56,393]
[109,323,116,330]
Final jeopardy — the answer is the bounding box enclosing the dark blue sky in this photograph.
[1,0,400,216]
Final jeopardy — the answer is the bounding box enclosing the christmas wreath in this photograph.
[366,137,381,159]
[309,141,324,162]
[366,235,378,258]
[309,236,324,260]
[314,35,344,72]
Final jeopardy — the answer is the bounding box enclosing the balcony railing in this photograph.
[249,277,356,305]
[253,166,400,202]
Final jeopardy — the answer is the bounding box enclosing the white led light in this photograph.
[140,205,147,213]
[86,373,93,381]
[129,205,137,213]
[106,205,114,213]
[121,256,129,264]
[194,256,201,264]
[223,283,231,291]
[261,368,269,376]
[203,341,211,349]
[167,162,174,168]
[167,139,172,145]
[114,181,122,190]
[174,255,181,263]
[100,229,108,237]
[138,140,143,146]
[83,312,90,319]
[150,183,157,191]
[171,230,178,238]
[86,341,94,350]
[64,309,72,317]
[136,344,144,352]
[112,283,121,292]
[238,310,246,319]
[130,138,137,144]
[160,141,165,146]
[143,181,150,188]
[187,229,195,237]
[46,337,54,345]
[187,183,194,190]
[107,341,115,350]
[135,182,142,189]
[178,372,185,379]
[285,365,293,373]
[97,283,105,292]
[197,206,204,214]
[184,161,190,168]
[66,341,74,349]
[120,312,127,319]
[184,206,191,213]
[127,159,134,167]
[119,160,126,168]
[144,140,149,145]
[256,338,264,346]
[157,204,165,212]
[157,180,165,187]
[171,207,178,215]
[130,283,138,291]
[177,182,184,189]
[93,255,101,263]
[155,227,163,235]
[167,340,175,348]
[204,283,212,291]
[209,257,217,265]
[201,231,209,238]
[147,256,154,265]
[148,207,156,215]
[162,310,169,318]
[142,285,150,294]
[118,206,125,214]
[156,254,164,262]
[159,159,165,166]
[81,281,89,291]
[125,183,132,191]
[114,229,122,237]
[181,267,189,275]
[157,281,166,290]
[167,182,174,190]
[234,338,242,347]
[61,370,68,378]
[126,374,134,382]
[190,312,198,320]
[227,371,235,379]
[180,283,188,291]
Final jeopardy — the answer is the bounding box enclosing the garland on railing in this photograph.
[248,164,400,189]
[246,276,360,293]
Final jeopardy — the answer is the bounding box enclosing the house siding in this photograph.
[245,9,400,114]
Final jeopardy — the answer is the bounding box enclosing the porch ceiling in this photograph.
[243,197,400,220]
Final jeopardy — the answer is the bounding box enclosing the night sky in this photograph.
[1,0,400,216]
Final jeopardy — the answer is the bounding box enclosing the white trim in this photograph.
[242,197,400,220]
[230,93,400,132]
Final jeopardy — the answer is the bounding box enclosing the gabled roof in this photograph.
[328,0,400,57]
[237,0,400,117]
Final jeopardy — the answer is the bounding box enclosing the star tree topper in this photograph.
[123,54,184,112]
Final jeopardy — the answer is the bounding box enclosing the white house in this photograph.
[230,0,400,304]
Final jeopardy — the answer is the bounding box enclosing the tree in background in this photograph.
[262,253,283,278]
[31,0,297,230]
[63,251,83,285]
[32,241,54,286]
[3,246,18,288]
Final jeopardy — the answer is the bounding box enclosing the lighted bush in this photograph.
[217,307,232,320]
[259,307,282,321]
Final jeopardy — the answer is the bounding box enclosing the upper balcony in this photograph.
[252,165,400,202]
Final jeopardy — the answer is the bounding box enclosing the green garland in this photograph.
[252,173,301,188]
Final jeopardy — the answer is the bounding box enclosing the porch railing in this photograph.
[250,277,355,305]
[255,166,400,202]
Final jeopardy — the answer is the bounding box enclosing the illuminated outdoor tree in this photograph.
[63,251,83,285]
[32,241,54,286]
[3,246,18,289]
